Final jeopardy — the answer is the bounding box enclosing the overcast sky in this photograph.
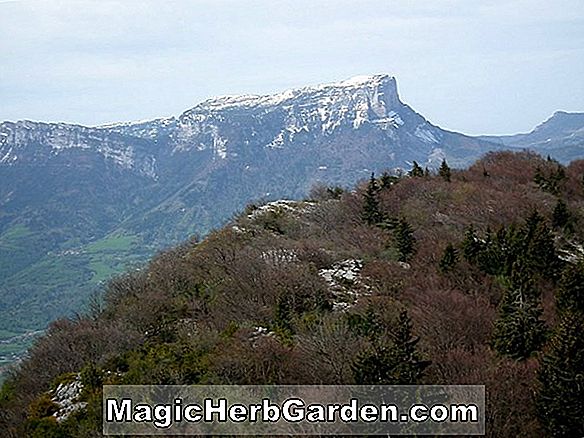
[1,0,583,135]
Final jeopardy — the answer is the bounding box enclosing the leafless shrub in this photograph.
[297,316,363,384]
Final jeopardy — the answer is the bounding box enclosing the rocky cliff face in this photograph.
[0,121,158,177]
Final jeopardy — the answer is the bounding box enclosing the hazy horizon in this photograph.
[1,0,583,136]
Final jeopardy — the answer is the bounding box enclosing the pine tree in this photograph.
[536,248,584,436]
[439,244,458,273]
[465,212,561,280]
[524,209,544,237]
[511,210,561,280]
[554,165,566,185]
[552,199,571,230]
[438,159,451,182]
[325,186,345,200]
[347,307,382,338]
[476,226,509,276]
[273,295,294,340]
[408,161,424,178]
[534,166,545,189]
[386,310,431,384]
[461,225,482,263]
[380,171,391,189]
[380,171,398,189]
[492,263,547,360]
[352,311,429,384]
[395,218,416,262]
[362,173,382,225]
[534,164,566,195]
[537,311,584,437]
[524,218,562,280]
[557,261,584,314]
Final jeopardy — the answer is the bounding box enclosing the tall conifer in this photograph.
[362,173,382,225]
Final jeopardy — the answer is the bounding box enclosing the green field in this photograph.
[0,224,35,244]
[0,232,151,370]
[86,234,140,283]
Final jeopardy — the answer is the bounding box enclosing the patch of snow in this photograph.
[197,93,292,111]
[389,111,404,126]
[0,132,8,150]
[0,146,14,164]
[97,144,135,169]
[266,132,285,149]
[332,74,393,88]
[353,101,370,129]
[427,148,446,166]
[197,75,394,112]
[141,156,158,180]
[371,111,404,131]
[97,116,174,130]
[265,115,309,148]
[319,103,350,134]
[415,125,440,144]
[212,130,228,159]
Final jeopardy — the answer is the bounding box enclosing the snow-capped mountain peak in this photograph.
[192,74,400,112]
[170,74,411,157]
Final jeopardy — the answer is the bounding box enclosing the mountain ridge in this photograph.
[478,110,584,161]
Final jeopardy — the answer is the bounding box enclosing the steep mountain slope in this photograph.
[0,74,502,366]
[480,111,584,162]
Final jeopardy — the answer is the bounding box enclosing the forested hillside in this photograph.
[1,151,584,437]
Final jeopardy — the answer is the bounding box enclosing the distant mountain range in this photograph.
[480,111,584,163]
[0,74,583,366]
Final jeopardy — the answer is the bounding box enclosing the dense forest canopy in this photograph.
[1,151,584,437]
